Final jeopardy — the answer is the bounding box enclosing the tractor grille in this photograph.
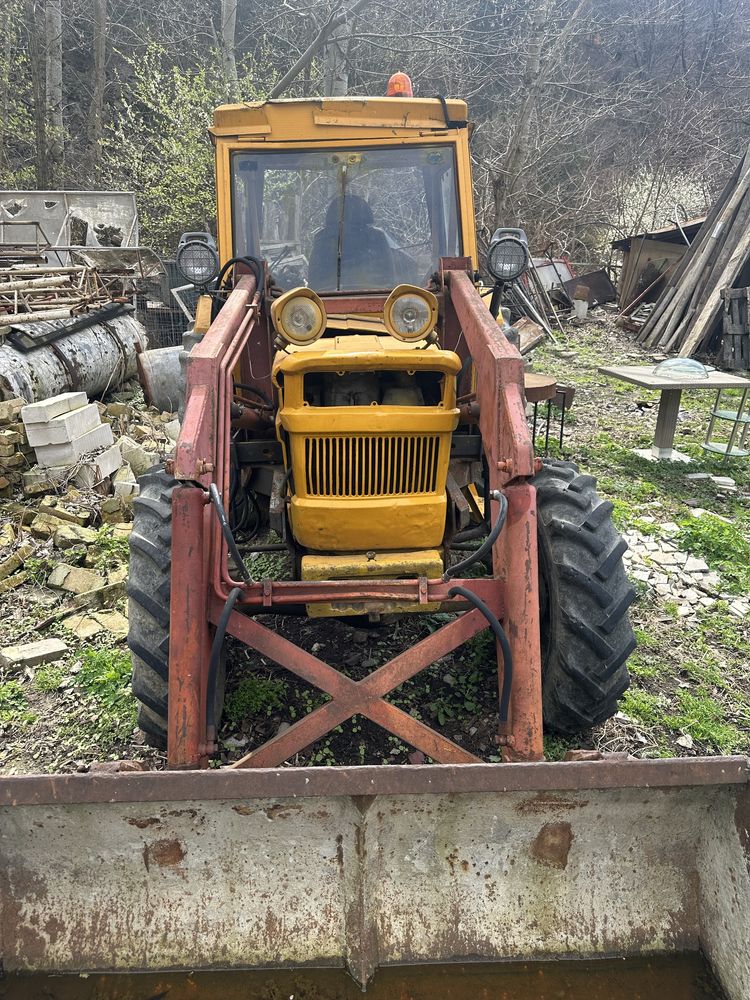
[303,434,441,498]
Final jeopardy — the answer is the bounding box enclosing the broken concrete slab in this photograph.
[48,563,106,594]
[0,542,34,581]
[0,570,27,593]
[33,422,115,468]
[64,608,128,640]
[53,523,99,549]
[72,443,123,489]
[0,637,68,670]
[21,391,87,425]
[39,495,94,527]
[30,512,68,539]
[118,435,158,478]
[25,403,101,448]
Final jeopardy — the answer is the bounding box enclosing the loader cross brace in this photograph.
[216,591,502,768]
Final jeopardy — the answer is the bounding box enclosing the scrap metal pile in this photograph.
[0,265,117,327]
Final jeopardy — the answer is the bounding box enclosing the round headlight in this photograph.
[383,285,438,343]
[271,287,326,346]
[486,236,529,283]
[176,240,220,287]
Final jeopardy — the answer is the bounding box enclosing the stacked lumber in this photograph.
[637,144,750,357]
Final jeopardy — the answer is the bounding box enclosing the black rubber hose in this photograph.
[233,381,273,407]
[206,586,241,742]
[209,483,253,583]
[443,490,508,580]
[217,254,264,293]
[447,585,514,725]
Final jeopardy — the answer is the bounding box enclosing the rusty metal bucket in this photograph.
[1,758,748,997]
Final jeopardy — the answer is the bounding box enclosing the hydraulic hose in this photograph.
[206,586,241,743]
[447,585,514,725]
[209,482,253,583]
[444,490,508,580]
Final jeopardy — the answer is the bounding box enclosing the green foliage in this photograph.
[225,675,288,728]
[103,44,264,253]
[427,630,495,726]
[34,664,65,692]
[677,514,750,595]
[0,680,37,725]
[92,526,130,571]
[71,648,137,748]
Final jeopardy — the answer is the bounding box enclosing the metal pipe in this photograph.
[0,312,146,401]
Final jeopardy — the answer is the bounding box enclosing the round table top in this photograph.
[524,372,557,403]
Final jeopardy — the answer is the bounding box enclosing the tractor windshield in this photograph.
[231,145,461,292]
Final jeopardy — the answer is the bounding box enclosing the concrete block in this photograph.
[25,403,101,448]
[0,442,16,457]
[73,443,123,489]
[0,451,26,468]
[0,570,27,593]
[0,637,68,670]
[34,422,114,468]
[0,429,22,447]
[0,398,25,424]
[48,563,106,594]
[21,392,88,426]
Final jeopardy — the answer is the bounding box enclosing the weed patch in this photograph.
[677,515,750,595]
[0,680,37,725]
[224,675,288,728]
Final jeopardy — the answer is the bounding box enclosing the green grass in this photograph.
[663,689,743,754]
[620,688,666,726]
[91,526,130,571]
[224,675,288,728]
[0,680,37,725]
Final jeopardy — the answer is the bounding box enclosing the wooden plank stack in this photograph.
[637,144,750,358]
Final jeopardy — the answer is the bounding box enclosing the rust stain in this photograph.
[335,833,344,874]
[517,792,588,815]
[736,788,750,874]
[127,816,161,829]
[232,804,254,816]
[530,821,574,869]
[143,838,186,871]
[264,803,303,820]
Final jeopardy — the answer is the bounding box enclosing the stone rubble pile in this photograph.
[0,386,180,656]
[622,517,749,620]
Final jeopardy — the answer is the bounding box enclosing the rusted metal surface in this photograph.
[447,269,535,484]
[496,483,543,760]
[168,487,211,769]
[223,599,503,768]
[2,758,746,806]
[174,274,257,487]
[0,312,145,402]
[1,762,748,995]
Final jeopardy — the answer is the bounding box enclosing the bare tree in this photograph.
[87,0,108,183]
[45,0,63,183]
[220,0,240,100]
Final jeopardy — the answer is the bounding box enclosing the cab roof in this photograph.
[210,97,470,142]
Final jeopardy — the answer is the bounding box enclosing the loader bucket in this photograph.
[1,758,748,998]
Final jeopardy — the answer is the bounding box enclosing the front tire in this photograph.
[534,460,636,733]
[127,467,225,749]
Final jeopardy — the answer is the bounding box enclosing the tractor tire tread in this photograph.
[535,460,635,735]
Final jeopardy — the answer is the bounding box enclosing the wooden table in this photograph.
[599,365,750,461]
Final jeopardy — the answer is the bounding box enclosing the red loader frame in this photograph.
[168,259,543,769]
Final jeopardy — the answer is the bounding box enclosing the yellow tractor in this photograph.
[125,80,635,766]
[3,79,749,1000]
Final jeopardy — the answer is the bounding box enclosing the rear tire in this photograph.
[534,460,636,733]
[127,467,225,749]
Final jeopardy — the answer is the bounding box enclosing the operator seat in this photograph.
[308,194,396,291]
